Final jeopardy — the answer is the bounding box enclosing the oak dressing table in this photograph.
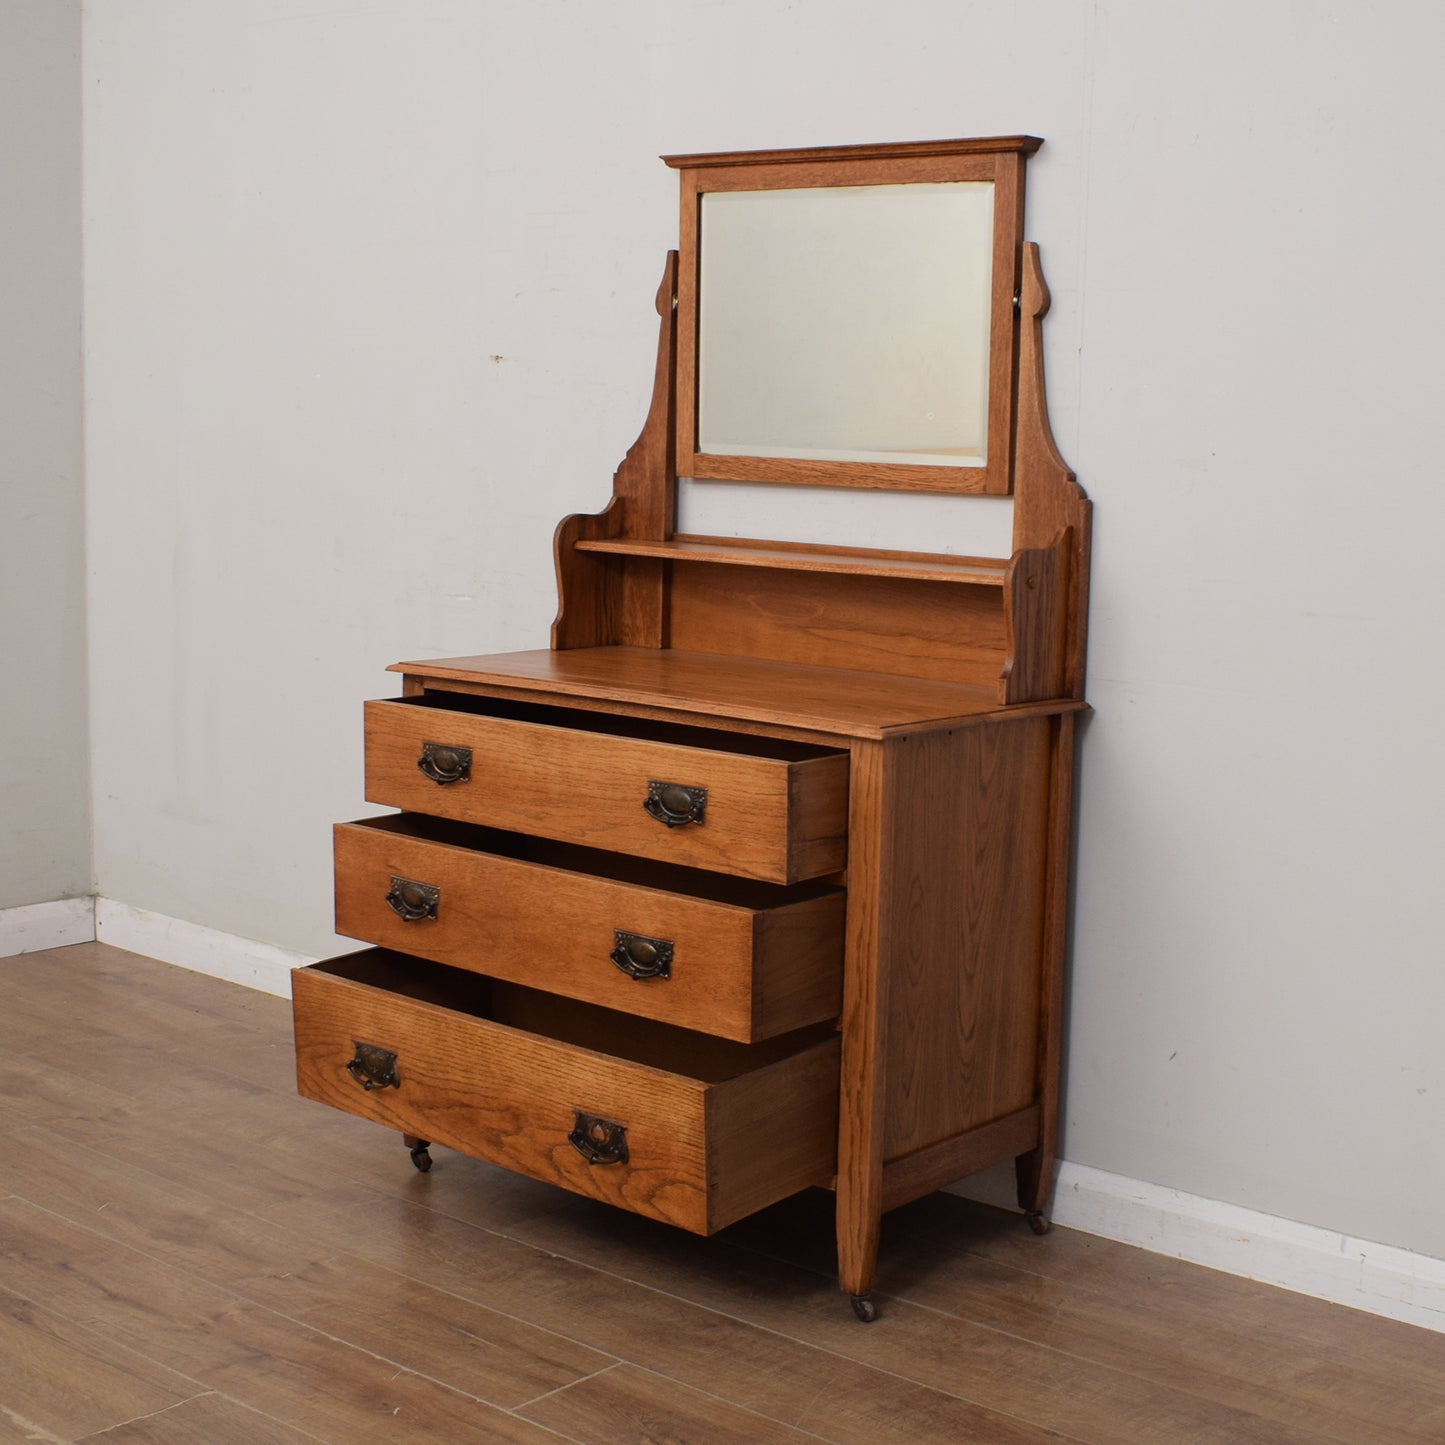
[292,136,1090,1321]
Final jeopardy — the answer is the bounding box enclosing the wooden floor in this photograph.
[0,946,1440,1444]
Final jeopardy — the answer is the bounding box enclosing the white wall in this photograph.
[0,0,88,910]
[81,1,1445,1261]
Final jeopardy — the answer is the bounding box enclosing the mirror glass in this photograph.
[697,181,995,469]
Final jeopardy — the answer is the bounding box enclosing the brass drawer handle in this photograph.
[346,1041,399,1091]
[386,876,439,923]
[418,741,471,785]
[610,929,673,981]
[568,1111,628,1166]
[643,780,707,828]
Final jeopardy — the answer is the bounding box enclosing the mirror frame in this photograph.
[665,137,1040,496]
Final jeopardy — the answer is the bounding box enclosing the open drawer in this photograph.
[335,815,845,1042]
[363,693,848,884]
[292,949,840,1234]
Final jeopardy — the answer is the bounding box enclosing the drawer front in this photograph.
[335,820,845,1042]
[292,953,840,1234]
[363,699,848,883]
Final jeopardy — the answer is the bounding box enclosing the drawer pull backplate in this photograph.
[644,780,707,828]
[385,876,440,923]
[418,741,472,785]
[610,929,673,981]
[346,1041,400,1091]
[568,1111,629,1166]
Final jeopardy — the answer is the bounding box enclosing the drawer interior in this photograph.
[349,813,842,908]
[311,949,838,1083]
[394,691,839,762]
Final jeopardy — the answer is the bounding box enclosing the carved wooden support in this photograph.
[551,251,678,652]
[998,529,1071,704]
[1011,243,1091,699]
[549,252,679,650]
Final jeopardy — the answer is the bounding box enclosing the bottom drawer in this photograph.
[292,950,840,1234]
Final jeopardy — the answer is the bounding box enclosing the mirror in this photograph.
[668,138,1036,496]
[697,182,995,470]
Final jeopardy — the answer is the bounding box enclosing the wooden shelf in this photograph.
[572,535,1009,586]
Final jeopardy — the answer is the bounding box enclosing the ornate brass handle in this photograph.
[643,780,707,828]
[568,1111,629,1165]
[610,929,673,981]
[418,741,471,785]
[346,1041,399,1091]
[386,876,439,923]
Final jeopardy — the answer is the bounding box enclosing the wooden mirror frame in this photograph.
[665,136,1041,497]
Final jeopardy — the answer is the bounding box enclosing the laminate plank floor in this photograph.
[0,943,1438,1443]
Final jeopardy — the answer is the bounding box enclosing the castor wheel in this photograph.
[406,1140,432,1173]
[1025,1210,1050,1235]
[850,1293,879,1323]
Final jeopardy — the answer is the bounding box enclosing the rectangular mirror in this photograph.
[668,138,1038,496]
[698,182,995,470]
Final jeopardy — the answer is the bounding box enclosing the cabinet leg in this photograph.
[836,740,889,1319]
[403,1134,432,1173]
[1015,1148,1053,1232]
[836,1182,882,1302]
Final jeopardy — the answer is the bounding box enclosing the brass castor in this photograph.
[1026,1210,1050,1235]
[850,1293,879,1323]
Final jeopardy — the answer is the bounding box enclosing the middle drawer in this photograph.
[335,815,845,1042]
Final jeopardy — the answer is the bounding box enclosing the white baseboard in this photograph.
[6,896,1442,1335]
[0,896,96,956]
[93,898,315,998]
[949,1161,1445,1334]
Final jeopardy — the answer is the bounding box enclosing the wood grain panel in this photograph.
[75,1393,315,1444]
[881,718,1051,1161]
[667,562,1007,687]
[363,697,848,883]
[0,1285,191,1441]
[334,816,844,1041]
[519,1363,823,1444]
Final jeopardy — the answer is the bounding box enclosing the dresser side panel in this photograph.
[881,717,1051,1161]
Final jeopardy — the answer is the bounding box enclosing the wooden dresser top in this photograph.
[389,646,1082,742]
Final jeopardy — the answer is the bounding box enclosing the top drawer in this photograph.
[364,695,848,884]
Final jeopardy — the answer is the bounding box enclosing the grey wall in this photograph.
[0,0,88,909]
[79,1,1445,1260]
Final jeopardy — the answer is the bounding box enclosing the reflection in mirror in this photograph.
[697,182,994,469]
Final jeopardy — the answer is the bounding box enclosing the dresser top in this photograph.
[389,646,1081,741]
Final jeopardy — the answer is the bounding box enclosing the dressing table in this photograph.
[292,136,1090,1321]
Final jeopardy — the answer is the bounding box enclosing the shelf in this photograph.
[572,535,1009,587]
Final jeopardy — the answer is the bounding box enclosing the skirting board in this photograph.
[3,897,1441,1335]
[948,1162,1445,1335]
[0,896,95,956]
[93,897,315,998]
